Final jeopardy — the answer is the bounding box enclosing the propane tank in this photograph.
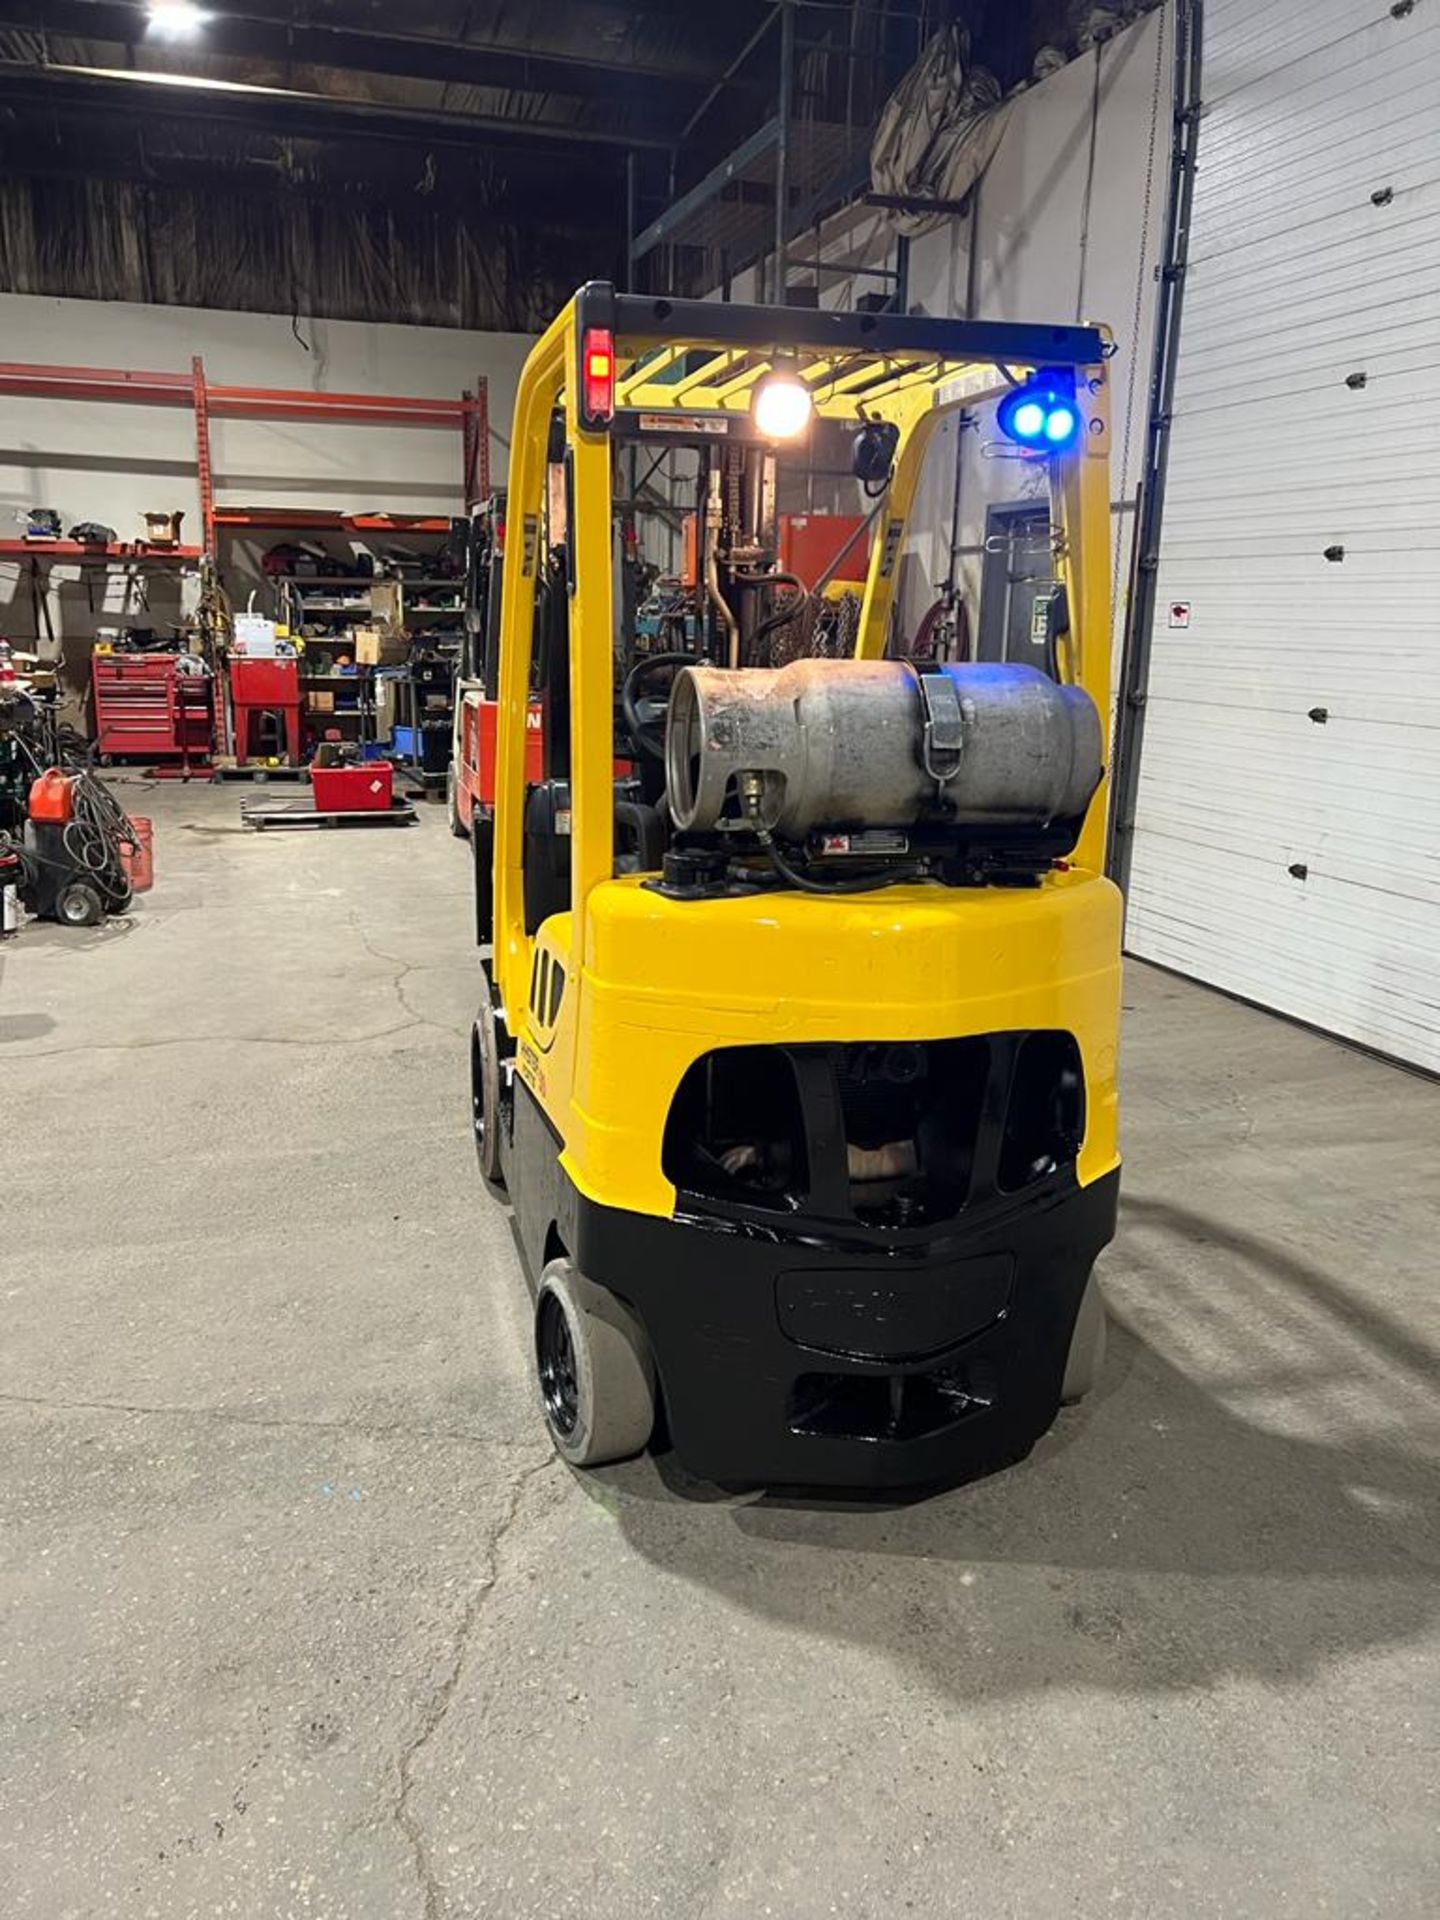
[665,658,1102,837]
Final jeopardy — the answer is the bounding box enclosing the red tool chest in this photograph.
[92,654,213,762]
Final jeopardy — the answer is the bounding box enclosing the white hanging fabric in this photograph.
[869,26,1010,237]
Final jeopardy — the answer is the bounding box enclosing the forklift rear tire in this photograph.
[446,765,468,839]
[1061,1273,1107,1404]
[534,1259,656,1468]
[471,981,507,1195]
[56,881,105,928]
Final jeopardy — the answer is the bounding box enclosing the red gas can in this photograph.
[28,769,75,822]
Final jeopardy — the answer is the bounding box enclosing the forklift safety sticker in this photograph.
[821,830,909,855]
[520,514,540,578]
[878,518,903,579]
[637,413,729,435]
[1168,601,1192,629]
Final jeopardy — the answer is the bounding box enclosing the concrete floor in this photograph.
[1,777,1436,1920]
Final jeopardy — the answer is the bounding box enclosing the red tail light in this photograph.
[581,326,615,426]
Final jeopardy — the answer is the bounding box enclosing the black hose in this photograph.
[750,593,808,659]
[759,829,923,896]
[730,570,805,599]
[59,768,138,904]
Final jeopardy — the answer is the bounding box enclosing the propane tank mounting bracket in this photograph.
[914,668,965,786]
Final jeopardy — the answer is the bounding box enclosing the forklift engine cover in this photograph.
[665,656,1103,836]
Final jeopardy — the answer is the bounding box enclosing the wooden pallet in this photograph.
[214,763,309,783]
[240,796,417,831]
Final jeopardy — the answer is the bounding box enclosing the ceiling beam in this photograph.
[0,0,736,101]
[0,59,673,152]
[0,105,598,224]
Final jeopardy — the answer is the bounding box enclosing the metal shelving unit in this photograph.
[0,540,204,561]
[0,356,490,765]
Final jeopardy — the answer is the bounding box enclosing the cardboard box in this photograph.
[369,581,402,628]
[354,626,406,667]
[308,690,335,712]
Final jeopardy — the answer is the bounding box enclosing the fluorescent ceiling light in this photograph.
[50,63,299,102]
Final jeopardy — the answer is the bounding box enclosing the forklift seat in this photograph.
[522,778,666,935]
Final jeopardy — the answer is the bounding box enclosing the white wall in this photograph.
[0,293,533,709]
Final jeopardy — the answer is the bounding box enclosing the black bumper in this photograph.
[570,1169,1119,1490]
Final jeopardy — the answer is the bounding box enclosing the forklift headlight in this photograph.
[998,370,1081,452]
[752,366,813,441]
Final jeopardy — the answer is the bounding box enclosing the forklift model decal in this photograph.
[520,514,540,578]
[637,412,729,435]
[516,1039,543,1093]
[878,518,904,579]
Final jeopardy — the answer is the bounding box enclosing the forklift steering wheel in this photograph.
[621,651,699,761]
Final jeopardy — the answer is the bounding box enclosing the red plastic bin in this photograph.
[310,761,393,812]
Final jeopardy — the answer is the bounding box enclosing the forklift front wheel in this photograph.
[1061,1273,1107,1404]
[56,881,105,928]
[471,995,507,1195]
[534,1260,656,1468]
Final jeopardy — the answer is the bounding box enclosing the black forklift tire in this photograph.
[1061,1273,1107,1404]
[446,765,468,839]
[470,977,507,1195]
[56,880,105,928]
[534,1259,656,1468]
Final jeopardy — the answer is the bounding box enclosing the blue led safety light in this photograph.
[997,369,1082,452]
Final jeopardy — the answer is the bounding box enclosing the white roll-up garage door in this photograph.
[1125,0,1440,1071]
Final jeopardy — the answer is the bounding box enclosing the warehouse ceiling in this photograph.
[0,1,1135,330]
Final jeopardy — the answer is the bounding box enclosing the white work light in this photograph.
[752,365,813,441]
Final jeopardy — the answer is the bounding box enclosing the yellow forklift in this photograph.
[472,282,1121,1489]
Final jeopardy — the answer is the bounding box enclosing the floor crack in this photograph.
[350,913,469,1040]
[0,1022,425,1059]
[393,1451,558,1919]
[0,1390,538,1453]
